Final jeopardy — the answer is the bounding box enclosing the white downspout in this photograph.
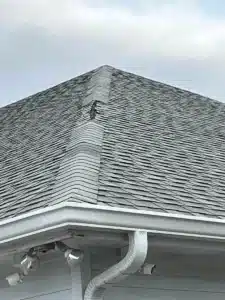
[84,231,148,300]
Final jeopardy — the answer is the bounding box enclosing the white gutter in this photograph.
[1,202,225,254]
[84,230,148,300]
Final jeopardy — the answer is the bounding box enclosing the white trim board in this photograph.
[1,202,225,255]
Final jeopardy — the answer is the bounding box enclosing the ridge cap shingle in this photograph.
[45,65,113,207]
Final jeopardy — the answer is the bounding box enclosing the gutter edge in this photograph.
[0,202,225,254]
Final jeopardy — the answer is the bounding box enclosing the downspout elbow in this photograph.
[84,231,148,300]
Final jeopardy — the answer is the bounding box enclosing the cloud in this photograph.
[1,0,225,60]
[0,0,225,106]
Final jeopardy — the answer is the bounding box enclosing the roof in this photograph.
[1,65,225,222]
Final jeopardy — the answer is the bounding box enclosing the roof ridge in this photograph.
[0,65,111,110]
[47,65,113,206]
[84,65,113,106]
[76,65,113,125]
[2,64,222,110]
[114,68,224,105]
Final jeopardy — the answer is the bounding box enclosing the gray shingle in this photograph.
[2,65,225,221]
[0,68,95,219]
[98,68,225,218]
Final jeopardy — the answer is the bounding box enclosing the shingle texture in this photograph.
[2,65,225,221]
[0,69,94,219]
[97,69,225,218]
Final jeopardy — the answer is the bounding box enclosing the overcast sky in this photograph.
[1,0,225,107]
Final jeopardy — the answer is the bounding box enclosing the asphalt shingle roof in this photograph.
[0,69,94,219]
[98,69,225,218]
[2,65,225,220]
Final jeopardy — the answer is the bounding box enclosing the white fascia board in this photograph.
[1,202,225,255]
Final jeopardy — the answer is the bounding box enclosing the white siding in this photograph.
[105,275,225,300]
[91,247,225,300]
[2,245,225,300]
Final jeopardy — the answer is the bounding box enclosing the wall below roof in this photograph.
[91,246,225,300]
[0,253,82,300]
[105,278,225,300]
[1,245,225,299]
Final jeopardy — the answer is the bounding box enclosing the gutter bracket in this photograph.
[83,230,148,300]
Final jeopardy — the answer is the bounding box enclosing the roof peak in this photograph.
[1,64,223,111]
[2,62,225,222]
[0,65,114,110]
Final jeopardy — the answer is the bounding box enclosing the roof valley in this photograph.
[47,65,113,206]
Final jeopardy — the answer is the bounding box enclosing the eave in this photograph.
[1,202,225,256]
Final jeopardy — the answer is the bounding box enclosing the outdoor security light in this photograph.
[20,248,40,275]
[20,254,39,275]
[55,241,84,267]
[6,241,83,287]
[6,248,40,286]
[64,249,84,267]
[6,272,23,286]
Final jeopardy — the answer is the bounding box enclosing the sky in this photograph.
[1,0,225,107]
